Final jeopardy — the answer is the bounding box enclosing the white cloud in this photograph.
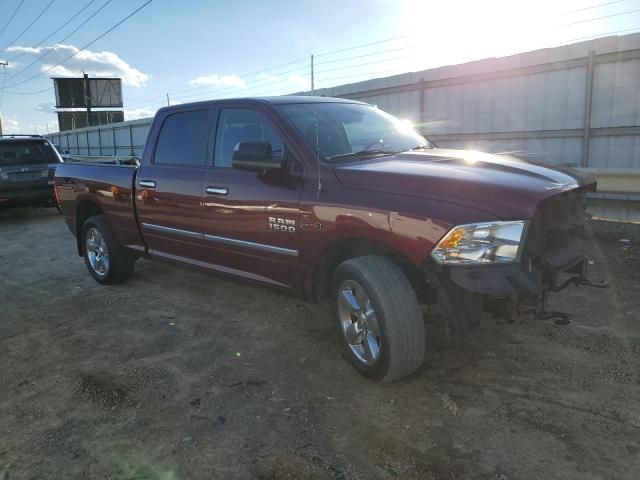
[288,74,309,88]
[125,107,156,121]
[258,73,279,82]
[7,44,149,87]
[188,74,245,88]
[2,115,19,134]
[35,101,56,114]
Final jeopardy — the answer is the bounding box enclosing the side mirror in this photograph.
[232,141,286,172]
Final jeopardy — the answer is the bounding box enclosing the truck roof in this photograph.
[156,95,366,114]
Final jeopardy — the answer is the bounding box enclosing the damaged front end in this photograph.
[425,184,604,333]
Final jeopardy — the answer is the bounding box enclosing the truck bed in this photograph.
[54,162,145,252]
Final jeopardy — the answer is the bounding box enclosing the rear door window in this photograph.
[154,110,210,166]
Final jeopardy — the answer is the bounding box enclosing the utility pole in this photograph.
[310,54,314,95]
[166,93,170,106]
[83,73,92,127]
[0,61,8,136]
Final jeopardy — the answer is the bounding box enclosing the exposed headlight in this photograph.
[431,221,527,265]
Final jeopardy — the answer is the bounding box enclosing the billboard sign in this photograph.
[57,111,124,131]
[54,77,123,108]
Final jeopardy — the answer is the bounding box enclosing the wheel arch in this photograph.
[306,237,432,305]
[75,200,105,256]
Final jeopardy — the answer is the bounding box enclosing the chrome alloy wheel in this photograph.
[337,279,381,365]
[85,227,110,277]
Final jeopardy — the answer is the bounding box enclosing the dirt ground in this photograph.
[1,207,639,480]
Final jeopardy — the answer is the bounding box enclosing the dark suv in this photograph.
[0,135,63,209]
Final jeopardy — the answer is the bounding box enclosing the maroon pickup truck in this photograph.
[55,96,597,382]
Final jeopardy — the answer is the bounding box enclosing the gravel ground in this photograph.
[1,207,639,480]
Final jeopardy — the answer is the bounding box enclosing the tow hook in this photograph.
[576,277,608,289]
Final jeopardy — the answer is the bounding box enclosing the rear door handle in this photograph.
[206,186,228,195]
[139,180,156,188]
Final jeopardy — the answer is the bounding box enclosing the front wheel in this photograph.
[81,215,134,285]
[332,255,426,383]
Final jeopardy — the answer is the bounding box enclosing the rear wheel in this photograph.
[81,215,134,284]
[332,255,426,383]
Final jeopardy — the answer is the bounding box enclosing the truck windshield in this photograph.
[277,102,432,162]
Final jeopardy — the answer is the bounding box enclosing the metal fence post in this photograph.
[86,130,90,155]
[581,50,595,168]
[98,127,103,155]
[419,78,425,127]
[112,126,117,156]
[75,130,80,155]
[129,123,134,156]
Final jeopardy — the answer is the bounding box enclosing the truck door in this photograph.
[200,106,305,289]
[135,107,212,262]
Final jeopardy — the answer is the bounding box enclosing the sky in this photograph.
[0,0,639,134]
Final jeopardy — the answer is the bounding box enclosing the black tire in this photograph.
[332,255,426,383]
[81,215,134,285]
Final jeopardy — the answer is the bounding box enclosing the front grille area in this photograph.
[525,187,590,275]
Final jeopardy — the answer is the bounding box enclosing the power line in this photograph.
[1,0,56,52]
[126,62,309,109]
[6,0,98,63]
[126,56,309,108]
[4,0,152,90]
[3,86,53,96]
[314,46,413,66]
[6,0,114,81]
[315,53,417,75]
[0,0,25,38]
[316,66,415,85]
[562,26,640,43]
[316,34,414,58]
[558,7,640,27]
[164,65,308,104]
[560,0,626,15]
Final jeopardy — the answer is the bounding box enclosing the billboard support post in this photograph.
[83,73,92,128]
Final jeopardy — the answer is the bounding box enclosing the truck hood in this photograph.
[333,148,596,219]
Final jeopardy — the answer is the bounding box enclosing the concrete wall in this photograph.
[312,33,640,172]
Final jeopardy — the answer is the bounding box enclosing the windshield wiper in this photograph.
[326,149,396,161]
[409,144,433,151]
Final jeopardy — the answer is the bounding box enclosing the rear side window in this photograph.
[214,108,284,168]
[154,110,210,166]
[0,143,47,166]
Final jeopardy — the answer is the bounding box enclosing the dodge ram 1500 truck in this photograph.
[55,96,597,382]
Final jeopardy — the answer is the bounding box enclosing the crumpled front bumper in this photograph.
[430,185,593,300]
[445,255,588,297]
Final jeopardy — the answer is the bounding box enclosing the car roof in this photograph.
[0,135,47,144]
[157,95,367,114]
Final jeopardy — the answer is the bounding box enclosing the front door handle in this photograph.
[206,186,228,195]
[139,180,156,188]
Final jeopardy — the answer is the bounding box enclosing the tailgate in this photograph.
[0,164,52,192]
